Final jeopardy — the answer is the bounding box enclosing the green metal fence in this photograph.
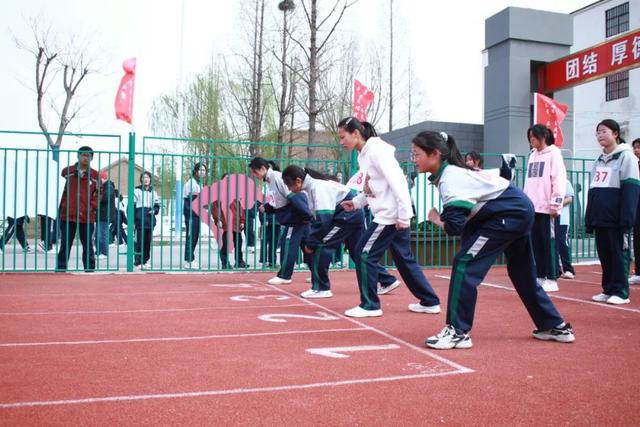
[0,130,598,273]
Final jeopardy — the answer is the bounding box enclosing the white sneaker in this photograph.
[142,263,150,270]
[268,276,292,285]
[377,280,401,295]
[183,261,193,270]
[542,279,559,292]
[248,246,255,254]
[425,325,472,349]
[560,271,574,279]
[607,295,630,305]
[24,246,34,254]
[408,303,441,314]
[300,289,333,299]
[344,306,383,318]
[591,293,611,302]
[629,275,640,285]
[37,241,48,253]
[306,277,312,283]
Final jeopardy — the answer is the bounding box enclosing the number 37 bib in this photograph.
[591,166,614,188]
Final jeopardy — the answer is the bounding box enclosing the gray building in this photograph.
[380,120,484,164]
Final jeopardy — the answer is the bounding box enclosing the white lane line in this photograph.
[0,304,307,316]
[435,275,640,314]
[0,289,269,298]
[0,370,466,409]
[0,327,367,348]
[255,280,473,374]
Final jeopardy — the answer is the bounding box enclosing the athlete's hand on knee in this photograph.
[340,201,355,212]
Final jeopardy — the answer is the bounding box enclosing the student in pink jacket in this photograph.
[523,124,567,293]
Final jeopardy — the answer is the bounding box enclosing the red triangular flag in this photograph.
[534,93,569,147]
[352,80,375,122]
[115,58,136,124]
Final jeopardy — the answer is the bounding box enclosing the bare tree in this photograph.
[289,0,356,160]
[388,0,395,132]
[17,22,97,156]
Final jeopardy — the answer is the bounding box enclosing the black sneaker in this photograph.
[425,325,473,350]
[532,323,575,343]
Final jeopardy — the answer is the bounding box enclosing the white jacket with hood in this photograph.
[351,137,413,226]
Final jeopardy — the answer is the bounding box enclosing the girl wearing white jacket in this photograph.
[339,117,441,318]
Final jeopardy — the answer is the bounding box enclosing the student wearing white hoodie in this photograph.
[522,125,567,293]
[338,117,441,318]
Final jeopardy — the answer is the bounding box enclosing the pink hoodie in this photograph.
[523,144,567,215]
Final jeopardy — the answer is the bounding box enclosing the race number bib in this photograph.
[591,166,613,187]
[347,169,366,192]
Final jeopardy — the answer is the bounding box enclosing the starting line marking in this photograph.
[0,370,467,409]
[435,275,640,314]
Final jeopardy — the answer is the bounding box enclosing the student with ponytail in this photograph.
[412,130,575,349]
[338,117,440,318]
[249,157,312,285]
[585,119,640,305]
[281,164,399,299]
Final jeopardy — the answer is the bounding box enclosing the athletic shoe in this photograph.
[591,293,611,302]
[23,246,34,254]
[142,263,150,270]
[377,280,401,295]
[268,276,292,285]
[607,295,630,305]
[560,271,575,279]
[344,306,383,318]
[408,303,441,314]
[628,275,640,285]
[542,279,559,293]
[532,323,575,343]
[248,246,255,254]
[425,325,472,349]
[300,289,333,299]
[237,261,250,268]
[37,241,48,253]
[306,277,312,283]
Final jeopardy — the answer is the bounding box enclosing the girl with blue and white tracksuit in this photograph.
[337,117,441,318]
[281,165,398,299]
[412,130,575,349]
[585,119,640,305]
[249,157,312,285]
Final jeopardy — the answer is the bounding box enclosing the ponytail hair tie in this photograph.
[439,131,448,142]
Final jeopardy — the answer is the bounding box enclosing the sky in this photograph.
[0,0,597,147]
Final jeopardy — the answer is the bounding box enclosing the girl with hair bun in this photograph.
[412,130,574,349]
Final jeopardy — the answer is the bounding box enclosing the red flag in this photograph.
[352,79,375,122]
[115,58,136,124]
[534,92,569,147]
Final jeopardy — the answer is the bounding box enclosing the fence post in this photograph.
[126,132,136,272]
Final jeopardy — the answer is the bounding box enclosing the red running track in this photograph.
[0,265,638,426]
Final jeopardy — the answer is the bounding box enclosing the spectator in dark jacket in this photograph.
[57,146,99,272]
[95,170,116,258]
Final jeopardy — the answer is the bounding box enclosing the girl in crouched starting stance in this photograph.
[412,130,575,349]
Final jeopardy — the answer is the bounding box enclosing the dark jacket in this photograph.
[98,180,117,223]
[58,164,99,224]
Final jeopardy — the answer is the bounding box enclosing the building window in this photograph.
[606,70,629,101]
[605,2,629,37]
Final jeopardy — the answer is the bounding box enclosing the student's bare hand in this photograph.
[428,208,441,223]
[340,201,355,212]
[303,246,314,254]
[396,223,409,230]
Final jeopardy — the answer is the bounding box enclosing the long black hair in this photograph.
[249,156,280,172]
[411,131,470,169]
[527,124,555,146]
[337,117,377,141]
[281,165,337,187]
[597,119,626,144]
